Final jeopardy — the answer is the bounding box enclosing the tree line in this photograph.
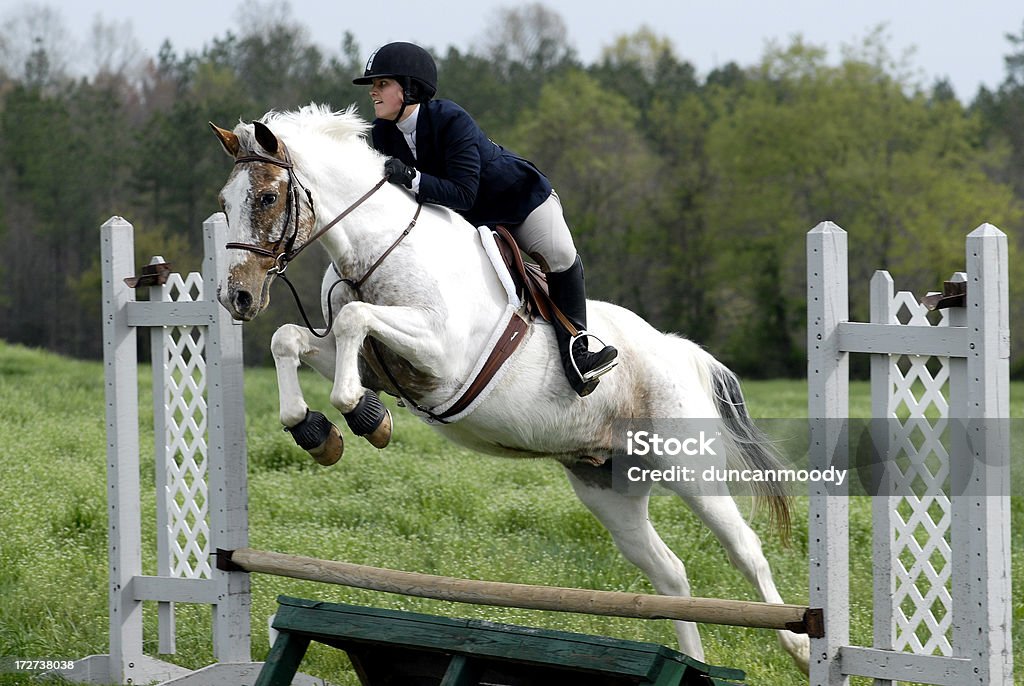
[1,2,1022,378]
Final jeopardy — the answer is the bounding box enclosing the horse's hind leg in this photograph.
[271,324,344,465]
[563,466,705,660]
[668,485,810,674]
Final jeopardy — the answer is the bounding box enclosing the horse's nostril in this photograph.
[234,290,253,312]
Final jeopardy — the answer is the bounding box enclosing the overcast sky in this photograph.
[15,0,1024,100]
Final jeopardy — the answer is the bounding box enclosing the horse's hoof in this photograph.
[344,391,391,449]
[308,425,344,466]
[364,408,392,449]
[286,410,344,466]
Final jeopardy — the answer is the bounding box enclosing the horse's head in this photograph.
[210,119,314,321]
[212,105,384,320]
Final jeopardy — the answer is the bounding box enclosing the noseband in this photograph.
[225,151,387,275]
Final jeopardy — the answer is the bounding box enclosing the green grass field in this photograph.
[0,341,1020,685]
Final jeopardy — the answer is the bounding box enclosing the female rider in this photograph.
[353,42,617,397]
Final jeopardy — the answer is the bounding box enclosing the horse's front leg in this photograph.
[330,301,447,441]
[271,323,345,465]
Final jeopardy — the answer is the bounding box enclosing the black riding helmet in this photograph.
[353,42,438,105]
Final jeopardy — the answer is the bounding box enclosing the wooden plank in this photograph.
[838,646,972,685]
[806,221,851,686]
[961,224,1013,685]
[149,258,175,656]
[868,271,896,686]
[947,275,976,686]
[203,213,252,665]
[132,576,221,604]
[837,322,967,357]
[100,216,146,686]
[228,549,818,635]
[125,300,220,326]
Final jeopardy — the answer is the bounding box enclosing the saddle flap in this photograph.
[491,225,556,324]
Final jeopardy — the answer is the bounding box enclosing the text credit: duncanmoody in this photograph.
[610,424,849,494]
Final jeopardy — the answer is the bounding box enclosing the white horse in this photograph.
[210,103,810,674]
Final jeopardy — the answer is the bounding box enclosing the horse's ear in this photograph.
[253,121,280,155]
[209,122,240,157]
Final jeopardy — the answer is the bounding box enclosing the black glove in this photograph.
[383,158,416,189]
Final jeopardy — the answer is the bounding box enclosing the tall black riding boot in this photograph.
[547,256,618,397]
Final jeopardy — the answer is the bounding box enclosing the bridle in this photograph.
[225,150,387,276]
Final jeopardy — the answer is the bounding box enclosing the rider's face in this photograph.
[369,78,407,121]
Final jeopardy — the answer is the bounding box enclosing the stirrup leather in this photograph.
[569,330,618,382]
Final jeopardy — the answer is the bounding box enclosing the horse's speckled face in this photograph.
[210,122,296,321]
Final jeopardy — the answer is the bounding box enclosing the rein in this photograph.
[275,203,422,340]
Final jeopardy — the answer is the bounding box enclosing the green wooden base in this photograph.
[256,596,747,686]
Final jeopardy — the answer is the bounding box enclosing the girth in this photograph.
[402,226,577,425]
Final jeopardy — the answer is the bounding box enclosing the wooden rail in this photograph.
[218,548,824,637]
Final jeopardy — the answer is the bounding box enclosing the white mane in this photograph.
[233,103,374,161]
[263,103,370,140]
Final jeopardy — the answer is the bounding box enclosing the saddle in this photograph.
[491,225,579,336]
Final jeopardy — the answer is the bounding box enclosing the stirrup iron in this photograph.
[569,330,618,382]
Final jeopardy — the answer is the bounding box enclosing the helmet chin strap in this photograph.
[393,100,409,122]
[392,78,417,122]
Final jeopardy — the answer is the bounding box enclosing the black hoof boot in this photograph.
[286,410,343,465]
[343,391,393,449]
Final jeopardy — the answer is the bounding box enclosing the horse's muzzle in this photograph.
[218,284,262,321]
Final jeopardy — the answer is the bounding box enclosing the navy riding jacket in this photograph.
[370,99,552,227]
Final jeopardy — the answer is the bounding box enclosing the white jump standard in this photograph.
[806,222,1012,686]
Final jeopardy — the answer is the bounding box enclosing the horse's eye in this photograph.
[260,192,278,208]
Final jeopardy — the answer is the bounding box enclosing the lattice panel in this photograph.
[161,273,212,579]
[886,291,953,656]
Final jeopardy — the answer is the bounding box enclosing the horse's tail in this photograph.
[699,354,792,545]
